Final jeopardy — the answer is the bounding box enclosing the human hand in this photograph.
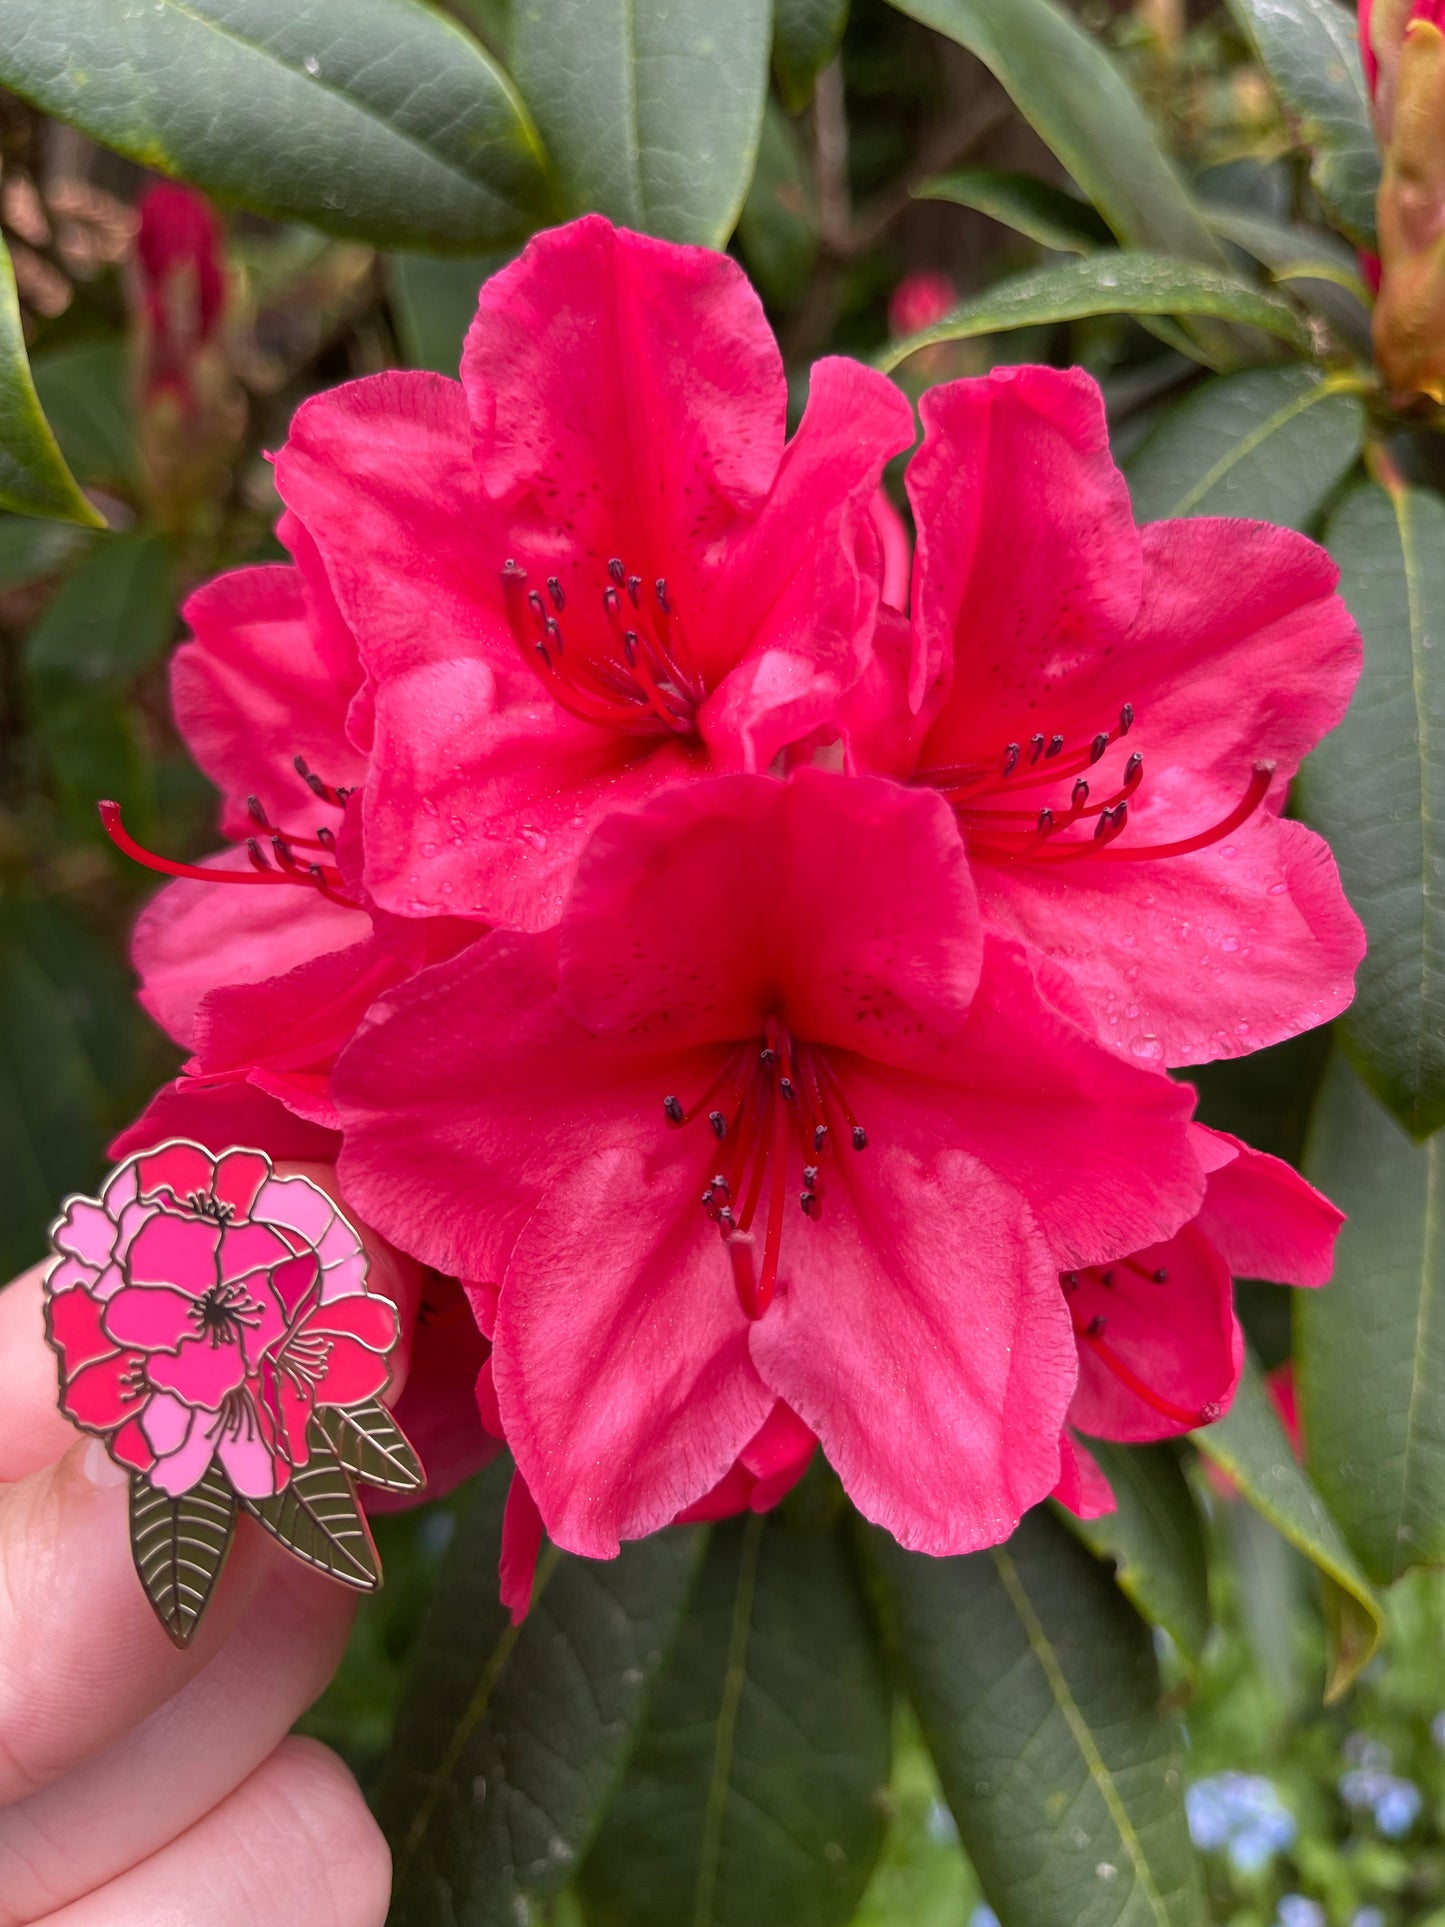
[0,1166,417,1925]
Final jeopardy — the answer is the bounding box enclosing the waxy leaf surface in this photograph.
[0,239,102,526]
[1063,1442,1212,1668]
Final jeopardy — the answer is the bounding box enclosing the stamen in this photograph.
[100,802,360,907]
[1076,1321,1222,1427]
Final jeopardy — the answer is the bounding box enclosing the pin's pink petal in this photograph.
[112,1416,156,1473]
[136,1141,214,1203]
[211,1148,272,1219]
[147,1331,249,1409]
[253,1173,334,1243]
[151,1409,221,1495]
[46,1255,101,1296]
[54,1199,120,1267]
[47,1285,115,1375]
[126,1210,221,1291]
[102,1159,141,1215]
[218,1421,285,1498]
[140,1389,195,1456]
[311,1333,393,1405]
[103,1284,198,1352]
[64,1350,147,1431]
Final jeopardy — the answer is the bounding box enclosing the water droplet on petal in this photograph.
[1220,935,1239,952]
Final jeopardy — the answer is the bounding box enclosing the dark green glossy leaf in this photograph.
[387,253,506,374]
[878,252,1311,373]
[0,0,551,253]
[244,1448,379,1589]
[511,0,771,245]
[382,1459,705,1926]
[1192,1349,1381,1698]
[26,534,177,691]
[1299,481,1445,1136]
[1126,366,1365,527]
[129,1463,237,1648]
[0,238,103,526]
[30,342,137,493]
[1226,0,1380,249]
[314,1401,423,1494]
[1062,1443,1211,1667]
[870,1507,1204,1927]
[736,100,819,307]
[1300,1051,1445,1586]
[886,0,1225,265]
[580,1499,891,1927]
[0,512,89,592]
[917,168,1112,254]
[773,0,849,111]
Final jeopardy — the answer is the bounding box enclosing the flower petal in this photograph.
[1054,1430,1116,1518]
[147,1332,249,1410]
[53,1199,119,1268]
[1196,1128,1344,1287]
[46,1283,114,1377]
[103,1284,197,1353]
[63,1351,146,1431]
[126,1209,221,1291]
[500,1472,545,1625]
[150,1408,220,1496]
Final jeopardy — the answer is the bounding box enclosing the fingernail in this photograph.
[82,1437,130,1489]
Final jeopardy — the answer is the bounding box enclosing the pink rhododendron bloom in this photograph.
[45,1142,398,1499]
[334,770,1209,1560]
[271,214,914,932]
[868,365,1364,1068]
[1052,1123,1342,1516]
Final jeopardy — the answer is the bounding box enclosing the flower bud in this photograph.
[1372,15,1445,399]
[1361,0,1445,140]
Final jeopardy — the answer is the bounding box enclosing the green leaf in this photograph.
[773,0,848,111]
[1061,1443,1212,1668]
[129,1463,237,1648]
[314,1401,423,1494]
[917,168,1112,254]
[244,1448,379,1589]
[1191,1349,1382,1699]
[878,252,1312,373]
[885,0,1225,266]
[1297,481,1445,1138]
[30,343,137,493]
[387,253,507,374]
[26,534,177,691]
[736,99,820,308]
[1299,1051,1445,1587]
[511,0,771,245]
[580,1498,891,1927]
[0,238,103,526]
[1125,366,1365,527]
[0,512,89,592]
[1226,0,1380,250]
[870,1507,1204,1927]
[381,1459,705,1925]
[0,0,551,254]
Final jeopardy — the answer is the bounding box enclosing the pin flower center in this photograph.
[916,703,1274,867]
[664,1016,868,1322]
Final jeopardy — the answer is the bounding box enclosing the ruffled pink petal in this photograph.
[150,1407,220,1496]
[500,1472,545,1625]
[1196,1128,1343,1287]
[111,1076,342,1166]
[147,1331,249,1410]
[870,489,911,613]
[908,366,1143,730]
[368,1283,497,1513]
[558,771,982,1067]
[126,1210,221,1292]
[1054,1431,1116,1518]
[54,1199,119,1268]
[1067,1222,1242,1442]
[253,1172,334,1244]
[674,1401,816,1524]
[173,561,363,844]
[103,1283,198,1352]
[493,1145,775,1558]
[114,1198,160,1266]
[750,1146,1075,1554]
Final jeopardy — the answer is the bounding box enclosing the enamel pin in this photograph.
[44,1140,423,1646]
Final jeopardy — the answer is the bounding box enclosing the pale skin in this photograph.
[0,1165,416,1926]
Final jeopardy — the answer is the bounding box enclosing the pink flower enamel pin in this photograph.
[44,1139,422,1645]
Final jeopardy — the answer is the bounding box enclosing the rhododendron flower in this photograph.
[1053,1124,1342,1515]
[334,770,1209,1560]
[272,214,914,932]
[45,1142,398,1499]
[869,365,1363,1067]
[888,269,957,339]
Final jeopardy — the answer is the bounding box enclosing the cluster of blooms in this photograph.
[1339,1735,1425,1837]
[1186,1773,1299,1875]
[106,214,1362,1611]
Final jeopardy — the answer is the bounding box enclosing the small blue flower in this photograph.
[1350,1908,1386,1927]
[967,1908,1000,1927]
[1275,1897,1325,1927]
[1374,1778,1422,1838]
[1186,1773,1297,1872]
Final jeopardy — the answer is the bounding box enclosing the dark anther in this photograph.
[1086,1315,1108,1337]
[528,588,546,621]
[655,578,671,614]
[271,835,299,872]
[852,1126,868,1151]
[1072,780,1089,809]
[1030,732,1046,762]
[544,617,563,654]
[779,1077,795,1101]
[1045,733,1065,759]
[245,838,269,872]
[336,787,353,804]
[607,557,626,585]
[717,1206,736,1231]
[626,574,642,607]
[800,1192,819,1218]
[1099,1269,1115,1287]
[1061,1271,1080,1290]
[317,826,336,851]
[623,631,638,665]
[547,576,565,610]
[1120,702,1135,733]
[709,1110,727,1138]
[534,639,551,668]
[1094,804,1123,840]
[803,1165,819,1187]
[1037,807,1054,833]
[1153,1267,1169,1283]
[711,1174,730,1198]
[814,1124,829,1150]
[1124,750,1143,783]
[760,1046,778,1066]
[246,794,267,827]
[1089,732,1110,764]
[663,1095,684,1124]
[602,585,620,616]
[303,769,330,800]
[1002,742,1020,777]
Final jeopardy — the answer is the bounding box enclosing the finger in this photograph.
[0,1270,81,1483]
[0,1444,283,1807]
[0,1557,354,1925]
[32,1737,391,1927]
